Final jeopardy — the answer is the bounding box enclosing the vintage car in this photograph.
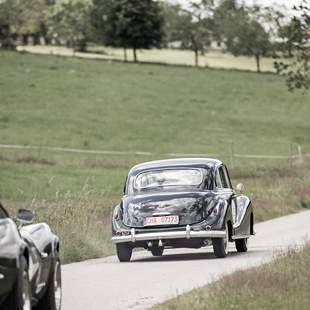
[0,202,61,310]
[111,158,254,262]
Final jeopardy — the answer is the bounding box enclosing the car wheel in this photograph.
[116,243,132,262]
[36,257,62,310]
[4,256,31,310]
[150,246,164,257]
[212,223,229,258]
[235,238,248,253]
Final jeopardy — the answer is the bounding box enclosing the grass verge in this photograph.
[151,244,310,310]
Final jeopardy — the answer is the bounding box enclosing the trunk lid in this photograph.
[122,191,215,228]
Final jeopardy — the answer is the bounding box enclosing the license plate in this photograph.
[144,215,179,226]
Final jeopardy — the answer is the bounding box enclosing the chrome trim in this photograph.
[152,212,171,216]
[22,270,31,310]
[54,260,62,310]
[186,225,190,239]
[112,228,226,244]
[41,252,48,259]
[224,223,229,255]
[232,234,251,240]
[131,228,136,242]
[35,283,46,294]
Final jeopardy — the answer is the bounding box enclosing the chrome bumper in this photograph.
[111,225,226,244]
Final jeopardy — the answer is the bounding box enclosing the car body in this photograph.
[0,203,61,310]
[111,158,254,261]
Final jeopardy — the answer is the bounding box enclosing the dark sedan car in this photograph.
[0,203,61,310]
[112,158,254,262]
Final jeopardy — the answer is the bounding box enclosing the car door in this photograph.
[215,165,234,225]
[220,166,238,227]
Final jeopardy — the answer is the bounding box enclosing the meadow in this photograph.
[0,51,310,263]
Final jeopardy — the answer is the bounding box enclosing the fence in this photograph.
[1,143,309,168]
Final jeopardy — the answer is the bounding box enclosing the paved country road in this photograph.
[62,210,310,310]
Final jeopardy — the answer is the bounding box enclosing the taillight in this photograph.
[213,204,220,216]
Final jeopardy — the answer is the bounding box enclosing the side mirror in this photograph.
[236,183,245,194]
[17,209,34,227]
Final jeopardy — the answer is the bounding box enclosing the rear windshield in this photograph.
[134,169,203,190]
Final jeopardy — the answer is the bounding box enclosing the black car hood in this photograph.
[122,191,220,228]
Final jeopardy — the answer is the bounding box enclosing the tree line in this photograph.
[0,0,309,90]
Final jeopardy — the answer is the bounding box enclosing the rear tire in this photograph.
[150,247,164,257]
[212,223,229,258]
[235,238,248,253]
[36,256,62,310]
[116,243,132,262]
[4,256,31,310]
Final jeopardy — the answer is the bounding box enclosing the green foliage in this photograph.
[160,2,187,46]
[214,1,271,72]
[92,0,164,61]
[91,0,113,44]
[0,0,48,49]
[275,0,310,91]
[1,0,47,34]
[161,1,214,66]
[278,19,302,57]
[45,0,93,51]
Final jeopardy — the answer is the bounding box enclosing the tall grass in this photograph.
[8,185,116,264]
[152,244,310,310]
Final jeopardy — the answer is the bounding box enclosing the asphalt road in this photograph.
[62,210,310,310]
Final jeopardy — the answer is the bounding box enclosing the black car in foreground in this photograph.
[0,203,61,310]
[112,158,254,262]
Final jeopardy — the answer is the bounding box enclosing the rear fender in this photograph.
[234,195,252,236]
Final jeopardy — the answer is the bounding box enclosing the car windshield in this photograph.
[134,169,203,190]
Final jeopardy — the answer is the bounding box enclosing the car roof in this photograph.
[129,158,223,175]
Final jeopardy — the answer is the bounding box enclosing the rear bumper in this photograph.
[111,225,226,244]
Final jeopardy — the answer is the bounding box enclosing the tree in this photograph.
[91,0,113,43]
[0,0,48,48]
[92,0,164,62]
[214,1,271,73]
[256,6,287,58]
[0,1,13,49]
[213,0,238,42]
[161,1,214,67]
[277,19,299,57]
[46,0,93,52]
[160,2,185,47]
[275,0,310,91]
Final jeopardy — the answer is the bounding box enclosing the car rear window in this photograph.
[134,169,203,190]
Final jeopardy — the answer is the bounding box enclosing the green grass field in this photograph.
[152,244,310,310]
[1,51,310,263]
